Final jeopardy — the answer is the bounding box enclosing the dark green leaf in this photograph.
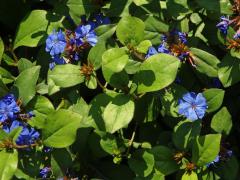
[128,149,154,177]
[211,107,232,135]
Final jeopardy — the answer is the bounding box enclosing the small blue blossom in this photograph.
[177,31,187,44]
[158,43,170,54]
[161,34,168,42]
[170,30,187,44]
[43,146,52,153]
[233,30,240,39]
[75,24,98,46]
[206,155,220,167]
[3,120,40,146]
[0,94,20,122]
[39,167,51,179]
[45,30,66,56]
[216,16,230,35]
[178,52,190,61]
[178,92,208,121]
[146,46,158,59]
[95,13,110,26]
[49,55,66,70]
[212,78,222,88]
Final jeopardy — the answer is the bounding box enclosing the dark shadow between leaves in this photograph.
[135,70,155,87]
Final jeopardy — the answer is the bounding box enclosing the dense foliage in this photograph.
[0,0,240,179]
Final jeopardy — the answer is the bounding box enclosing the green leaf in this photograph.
[85,75,97,89]
[0,67,15,84]
[197,0,232,14]
[218,53,240,87]
[13,10,63,49]
[166,0,191,18]
[136,40,152,54]
[215,156,239,180]
[211,107,232,135]
[14,66,40,105]
[124,59,141,74]
[190,48,220,77]
[0,80,8,97]
[0,150,18,180]
[27,95,55,129]
[173,120,201,150]
[17,58,34,73]
[116,16,145,46]
[203,88,225,113]
[103,94,134,133]
[48,64,84,88]
[192,134,221,166]
[42,109,83,148]
[102,48,129,73]
[2,53,17,66]
[181,171,198,180]
[150,146,179,175]
[52,148,73,174]
[88,93,116,131]
[144,16,169,45]
[0,36,4,61]
[100,133,119,154]
[159,84,187,117]
[128,149,154,177]
[133,0,151,6]
[88,42,107,70]
[95,24,117,42]
[134,53,180,93]
[108,0,132,17]
[67,0,98,25]
[101,48,130,88]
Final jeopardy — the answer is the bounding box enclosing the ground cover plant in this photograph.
[0,0,240,179]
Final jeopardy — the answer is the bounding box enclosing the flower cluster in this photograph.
[217,0,240,51]
[45,13,110,69]
[39,167,52,179]
[145,30,195,66]
[0,94,39,147]
[178,92,208,121]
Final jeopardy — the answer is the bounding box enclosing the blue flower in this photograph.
[75,24,98,46]
[178,92,208,121]
[45,30,66,56]
[206,155,220,167]
[0,94,20,122]
[95,13,110,26]
[161,34,168,42]
[39,167,51,179]
[177,31,187,44]
[170,30,187,44]
[146,46,158,59]
[216,16,230,35]
[212,78,222,88]
[3,120,40,146]
[158,43,170,54]
[49,55,66,70]
[233,30,240,39]
[178,52,190,61]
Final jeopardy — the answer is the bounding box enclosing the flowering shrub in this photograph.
[0,0,239,179]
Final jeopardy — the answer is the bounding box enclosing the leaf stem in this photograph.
[126,123,138,156]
